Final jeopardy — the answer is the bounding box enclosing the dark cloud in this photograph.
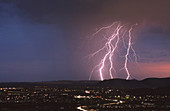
[0,0,169,81]
[0,2,72,81]
[5,0,169,27]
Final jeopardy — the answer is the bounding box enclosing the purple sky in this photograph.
[0,0,170,81]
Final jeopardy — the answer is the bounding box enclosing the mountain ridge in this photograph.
[0,77,170,88]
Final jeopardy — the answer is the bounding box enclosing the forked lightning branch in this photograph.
[88,22,137,81]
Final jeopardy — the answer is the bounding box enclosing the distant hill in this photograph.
[0,80,98,88]
[99,77,170,88]
[0,77,170,88]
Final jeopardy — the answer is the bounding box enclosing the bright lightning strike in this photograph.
[88,22,138,81]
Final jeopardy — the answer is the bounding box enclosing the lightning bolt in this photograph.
[124,24,137,80]
[88,22,137,81]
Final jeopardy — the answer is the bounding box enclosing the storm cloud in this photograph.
[0,0,169,81]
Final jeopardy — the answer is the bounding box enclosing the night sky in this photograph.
[0,0,170,81]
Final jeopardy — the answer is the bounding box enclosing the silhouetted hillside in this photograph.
[99,77,170,88]
[0,77,170,88]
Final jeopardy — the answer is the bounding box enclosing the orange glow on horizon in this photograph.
[137,62,170,78]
